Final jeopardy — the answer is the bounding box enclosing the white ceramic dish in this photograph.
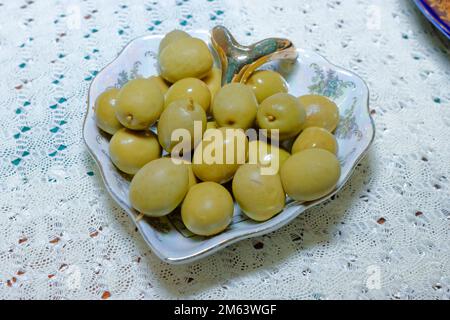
[83,31,375,264]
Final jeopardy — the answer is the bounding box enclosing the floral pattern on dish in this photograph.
[308,63,356,100]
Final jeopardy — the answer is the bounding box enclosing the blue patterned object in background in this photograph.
[413,0,450,39]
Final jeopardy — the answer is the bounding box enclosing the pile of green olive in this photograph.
[94,30,342,237]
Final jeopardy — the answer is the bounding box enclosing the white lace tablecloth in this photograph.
[1,0,449,300]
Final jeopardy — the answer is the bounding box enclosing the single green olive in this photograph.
[246,70,288,103]
[94,88,123,135]
[298,95,340,132]
[158,29,191,54]
[129,158,189,217]
[192,127,248,184]
[109,128,161,175]
[232,164,285,221]
[212,83,258,130]
[157,99,206,153]
[257,93,306,140]
[115,78,164,130]
[164,78,211,113]
[292,126,338,154]
[181,182,234,236]
[159,37,213,83]
[280,149,341,202]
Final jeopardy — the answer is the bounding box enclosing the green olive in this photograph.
[94,88,123,135]
[192,127,248,184]
[158,29,191,54]
[157,99,206,153]
[232,164,285,221]
[129,158,189,217]
[109,128,161,175]
[212,83,258,130]
[203,67,222,105]
[159,37,213,83]
[246,70,288,103]
[248,140,290,174]
[146,75,170,95]
[115,78,164,130]
[181,182,234,236]
[164,78,211,112]
[257,93,306,140]
[280,149,340,202]
[292,127,338,154]
[298,95,339,132]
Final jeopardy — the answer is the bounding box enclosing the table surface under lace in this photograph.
[0,0,449,299]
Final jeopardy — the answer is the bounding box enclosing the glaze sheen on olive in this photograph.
[246,70,288,103]
[247,140,290,173]
[164,78,211,112]
[157,99,206,153]
[232,164,286,222]
[181,182,234,236]
[129,158,189,217]
[109,128,161,175]
[115,78,164,130]
[94,88,123,135]
[298,95,340,132]
[292,126,338,154]
[159,37,213,83]
[212,83,258,130]
[257,93,306,140]
[280,149,341,202]
[192,128,248,184]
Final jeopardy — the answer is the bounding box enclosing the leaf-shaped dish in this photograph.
[83,30,375,264]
